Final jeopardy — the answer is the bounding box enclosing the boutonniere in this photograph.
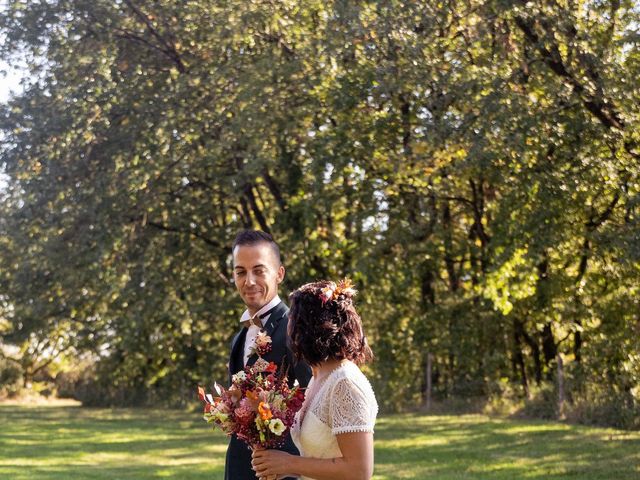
[250,330,272,357]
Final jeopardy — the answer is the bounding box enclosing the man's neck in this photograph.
[247,295,280,317]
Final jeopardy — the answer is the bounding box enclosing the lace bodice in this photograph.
[291,361,378,479]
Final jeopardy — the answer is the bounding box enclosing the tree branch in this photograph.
[122,0,186,73]
[513,15,624,131]
[243,184,271,234]
[145,219,222,249]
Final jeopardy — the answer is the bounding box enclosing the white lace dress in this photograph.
[291,361,378,480]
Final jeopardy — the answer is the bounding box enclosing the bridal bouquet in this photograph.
[198,358,305,449]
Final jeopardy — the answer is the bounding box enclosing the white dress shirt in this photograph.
[240,295,281,366]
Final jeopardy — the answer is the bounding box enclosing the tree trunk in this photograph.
[512,318,530,398]
[557,353,566,419]
[574,325,582,364]
[519,320,543,385]
[425,352,433,411]
[541,323,557,379]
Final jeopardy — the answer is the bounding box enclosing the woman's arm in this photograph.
[251,431,374,480]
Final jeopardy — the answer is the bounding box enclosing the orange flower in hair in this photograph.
[298,278,358,305]
[319,278,357,305]
[334,278,357,297]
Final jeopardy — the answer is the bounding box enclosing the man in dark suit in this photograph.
[225,230,312,480]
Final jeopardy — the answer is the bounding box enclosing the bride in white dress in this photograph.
[252,279,378,480]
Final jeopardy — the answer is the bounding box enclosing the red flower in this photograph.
[265,362,278,373]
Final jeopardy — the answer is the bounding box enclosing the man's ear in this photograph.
[277,265,285,284]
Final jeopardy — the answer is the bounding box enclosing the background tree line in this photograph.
[0,0,638,428]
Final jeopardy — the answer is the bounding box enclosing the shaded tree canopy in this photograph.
[0,0,638,424]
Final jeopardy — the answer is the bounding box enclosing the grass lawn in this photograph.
[0,404,638,479]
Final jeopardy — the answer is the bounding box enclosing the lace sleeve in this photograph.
[329,376,377,435]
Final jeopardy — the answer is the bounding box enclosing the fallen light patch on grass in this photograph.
[1,406,639,479]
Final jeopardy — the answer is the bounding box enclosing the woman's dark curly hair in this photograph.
[288,280,373,366]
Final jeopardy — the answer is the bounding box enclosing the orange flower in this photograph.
[245,390,260,409]
[258,402,273,420]
[335,278,356,297]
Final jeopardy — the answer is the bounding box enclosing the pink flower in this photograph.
[250,331,273,357]
[253,358,270,373]
[235,402,254,426]
[255,331,272,348]
[257,388,270,404]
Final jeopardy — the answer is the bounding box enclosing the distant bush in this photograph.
[567,393,640,430]
[55,365,122,406]
[0,358,23,396]
[55,369,85,399]
[516,383,559,420]
[500,382,639,430]
[55,359,193,408]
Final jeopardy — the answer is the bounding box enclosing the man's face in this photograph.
[232,242,285,314]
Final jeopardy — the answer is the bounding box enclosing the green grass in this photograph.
[0,405,638,479]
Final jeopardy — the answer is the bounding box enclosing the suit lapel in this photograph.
[246,301,288,367]
[263,301,287,337]
[229,327,248,376]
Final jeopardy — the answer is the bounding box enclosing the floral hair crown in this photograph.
[319,278,357,306]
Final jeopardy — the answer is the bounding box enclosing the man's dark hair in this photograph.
[232,230,282,264]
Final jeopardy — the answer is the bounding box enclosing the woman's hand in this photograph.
[251,449,295,479]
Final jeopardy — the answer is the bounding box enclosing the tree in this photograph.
[0,1,638,425]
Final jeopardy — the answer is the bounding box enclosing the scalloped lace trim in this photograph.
[332,425,375,435]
